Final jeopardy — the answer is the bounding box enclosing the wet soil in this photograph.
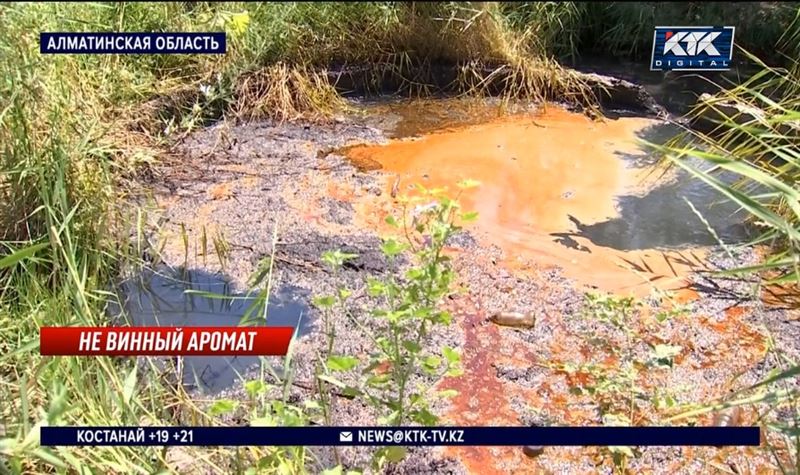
[128,97,798,474]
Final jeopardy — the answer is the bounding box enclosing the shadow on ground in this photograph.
[551,125,752,251]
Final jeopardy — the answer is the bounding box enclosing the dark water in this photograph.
[561,123,752,251]
[568,56,757,117]
[113,269,312,394]
[355,97,539,139]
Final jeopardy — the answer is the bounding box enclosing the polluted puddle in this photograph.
[135,96,781,472]
[326,101,756,472]
[340,102,750,296]
[114,268,312,394]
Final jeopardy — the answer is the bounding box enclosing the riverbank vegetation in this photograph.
[2,2,800,473]
[656,44,800,472]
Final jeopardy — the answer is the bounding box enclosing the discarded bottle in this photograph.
[713,406,743,427]
[489,311,535,329]
[522,445,546,458]
[712,406,743,449]
[390,175,401,198]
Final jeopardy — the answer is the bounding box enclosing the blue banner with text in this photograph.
[40,32,226,54]
[41,426,761,447]
[650,26,735,71]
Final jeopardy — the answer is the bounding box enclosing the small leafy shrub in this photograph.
[557,292,687,472]
[307,183,475,471]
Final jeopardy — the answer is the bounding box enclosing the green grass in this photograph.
[2,2,800,473]
[657,50,800,285]
[499,2,800,63]
[578,2,799,63]
[653,45,800,471]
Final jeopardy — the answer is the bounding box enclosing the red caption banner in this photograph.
[40,327,294,356]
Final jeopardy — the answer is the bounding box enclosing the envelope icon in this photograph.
[339,431,353,442]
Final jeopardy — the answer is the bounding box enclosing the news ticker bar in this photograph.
[40,32,226,54]
[39,327,293,356]
[41,427,761,447]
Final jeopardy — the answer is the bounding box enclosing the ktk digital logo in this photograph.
[651,26,735,71]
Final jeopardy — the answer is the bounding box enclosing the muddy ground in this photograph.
[128,97,800,474]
